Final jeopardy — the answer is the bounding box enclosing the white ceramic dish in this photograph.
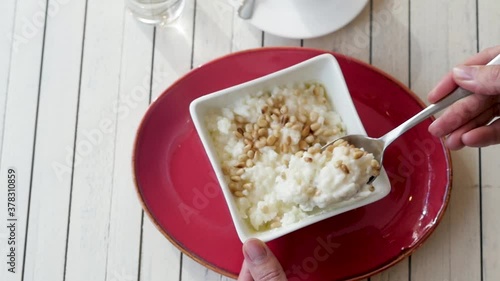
[189,54,391,242]
[249,0,368,39]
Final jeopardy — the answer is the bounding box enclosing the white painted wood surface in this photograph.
[409,1,482,281]
[0,0,499,281]
[22,0,86,280]
[63,0,126,280]
[0,0,47,280]
[479,1,500,281]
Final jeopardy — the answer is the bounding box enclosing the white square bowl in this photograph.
[189,54,391,242]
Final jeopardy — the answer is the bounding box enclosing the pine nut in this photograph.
[231,175,241,182]
[301,124,310,137]
[280,105,288,114]
[238,155,247,162]
[233,131,243,138]
[309,111,319,122]
[267,135,278,146]
[308,146,321,154]
[243,144,252,153]
[291,123,303,131]
[299,140,308,150]
[261,105,269,114]
[254,140,265,149]
[313,86,324,97]
[310,122,321,131]
[280,115,289,125]
[266,97,274,106]
[270,222,281,229]
[313,128,324,136]
[257,117,268,128]
[247,150,255,159]
[353,150,364,159]
[229,182,242,191]
[258,128,267,137]
[340,164,350,174]
[306,186,316,196]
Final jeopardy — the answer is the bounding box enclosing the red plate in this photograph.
[133,48,451,281]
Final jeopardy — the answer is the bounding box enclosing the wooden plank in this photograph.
[21,0,86,281]
[0,0,16,160]
[178,1,263,280]
[231,13,262,52]
[369,1,410,280]
[63,0,126,280]
[303,3,371,63]
[478,1,500,280]
[139,1,196,280]
[370,0,409,85]
[182,257,234,281]
[263,33,300,47]
[0,0,46,280]
[104,11,154,281]
[192,0,233,67]
[409,0,481,280]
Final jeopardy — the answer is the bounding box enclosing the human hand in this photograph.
[237,239,287,281]
[427,46,500,150]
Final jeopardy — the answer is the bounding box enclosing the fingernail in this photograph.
[243,239,267,264]
[453,66,475,81]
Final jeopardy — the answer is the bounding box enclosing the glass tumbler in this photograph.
[126,0,185,25]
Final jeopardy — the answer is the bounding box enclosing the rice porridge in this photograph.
[206,82,380,231]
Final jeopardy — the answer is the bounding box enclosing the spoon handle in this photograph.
[381,53,500,146]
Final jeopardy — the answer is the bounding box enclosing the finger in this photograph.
[428,94,497,137]
[428,45,500,103]
[444,103,500,150]
[238,261,254,281]
[462,118,500,147]
[427,72,458,104]
[453,65,500,95]
[242,239,287,281]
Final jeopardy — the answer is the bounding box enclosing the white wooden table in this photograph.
[1,0,499,280]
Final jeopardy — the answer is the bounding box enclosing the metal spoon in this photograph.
[238,0,255,19]
[322,54,500,184]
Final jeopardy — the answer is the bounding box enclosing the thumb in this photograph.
[453,65,500,95]
[242,239,287,281]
